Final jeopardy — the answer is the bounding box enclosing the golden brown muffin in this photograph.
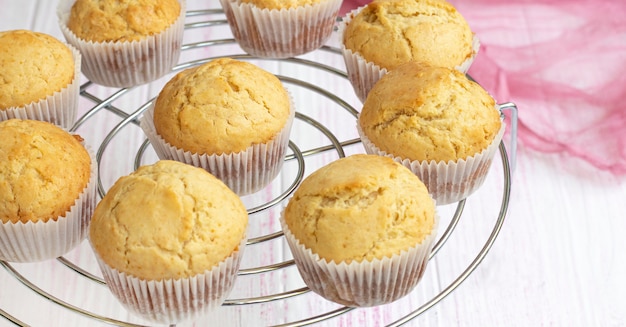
[342,0,475,71]
[67,0,181,42]
[240,0,324,10]
[0,30,75,110]
[0,119,91,224]
[89,160,248,280]
[359,62,501,162]
[153,57,291,155]
[284,154,435,264]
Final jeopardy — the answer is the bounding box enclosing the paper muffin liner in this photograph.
[0,146,98,262]
[338,6,480,103]
[0,45,81,129]
[219,0,343,58]
[139,97,295,196]
[92,237,246,324]
[357,120,506,206]
[56,0,186,88]
[280,209,439,307]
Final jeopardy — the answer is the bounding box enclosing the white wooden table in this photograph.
[0,1,624,326]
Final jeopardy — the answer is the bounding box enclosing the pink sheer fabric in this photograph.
[340,0,626,174]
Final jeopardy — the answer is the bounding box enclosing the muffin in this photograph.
[140,57,295,195]
[338,0,479,102]
[0,30,81,128]
[357,62,504,205]
[219,0,343,58]
[89,160,248,324]
[57,0,186,88]
[0,119,97,262]
[281,154,438,307]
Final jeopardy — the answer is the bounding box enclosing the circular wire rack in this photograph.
[0,8,515,327]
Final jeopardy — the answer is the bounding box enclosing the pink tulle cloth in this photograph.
[340,0,626,174]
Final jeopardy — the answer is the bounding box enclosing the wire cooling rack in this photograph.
[0,8,516,327]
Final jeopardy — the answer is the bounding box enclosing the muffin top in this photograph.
[67,0,181,42]
[153,57,291,155]
[0,30,75,110]
[342,0,474,71]
[89,160,248,280]
[240,0,325,10]
[283,154,435,264]
[0,119,91,224]
[359,62,501,162]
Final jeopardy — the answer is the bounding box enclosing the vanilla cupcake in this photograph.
[281,154,438,307]
[339,0,479,102]
[0,30,81,129]
[140,57,295,195]
[89,160,248,324]
[57,0,185,88]
[357,62,504,205]
[219,0,343,58]
[0,119,96,262]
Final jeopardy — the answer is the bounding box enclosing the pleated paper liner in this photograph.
[57,0,186,88]
[92,237,247,325]
[0,44,81,129]
[220,0,343,58]
[358,122,506,206]
[0,146,98,262]
[139,97,295,196]
[280,210,439,307]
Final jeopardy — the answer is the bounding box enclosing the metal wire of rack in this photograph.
[0,8,515,327]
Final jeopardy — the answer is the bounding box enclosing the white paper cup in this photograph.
[358,121,505,205]
[0,146,98,262]
[219,0,343,58]
[57,0,186,88]
[0,45,81,129]
[338,6,480,103]
[93,237,246,324]
[281,210,439,307]
[140,97,295,196]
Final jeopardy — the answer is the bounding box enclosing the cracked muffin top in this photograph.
[89,160,248,280]
[0,119,91,224]
[358,62,501,162]
[0,30,75,110]
[283,154,435,264]
[67,0,181,42]
[152,57,291,155]
[342,0,475,71]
